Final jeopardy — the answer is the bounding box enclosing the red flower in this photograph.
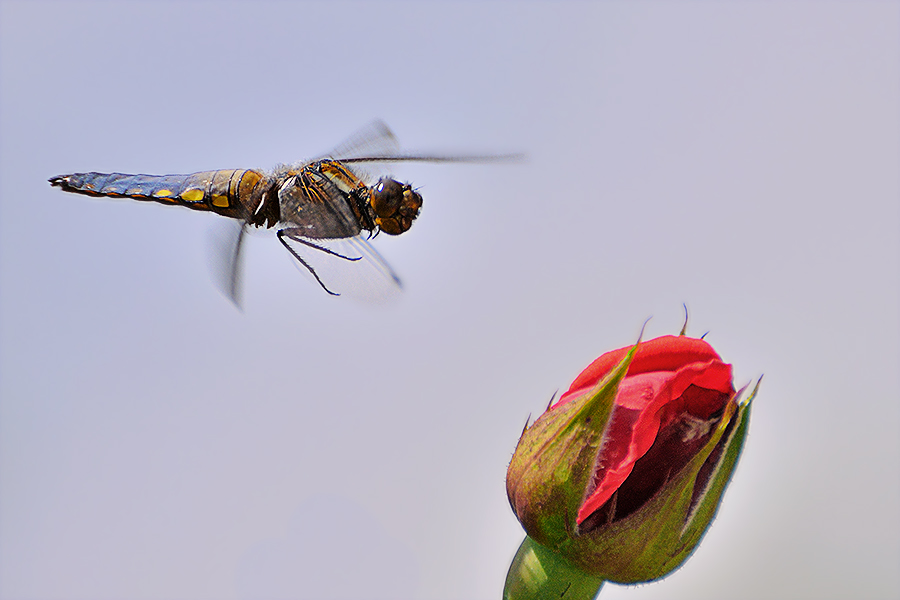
[556,335,734,525]
[505,333,755,585]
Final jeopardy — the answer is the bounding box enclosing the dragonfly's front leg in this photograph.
[276,228,362,296]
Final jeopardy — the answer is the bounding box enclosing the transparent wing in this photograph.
[311,120,524,190]
[277,231,403,303]
[327,120,524,165]
[207,218,247,308]
[324,119,402,161]
[314,120,404,184]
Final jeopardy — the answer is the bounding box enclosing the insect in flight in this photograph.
[49,121,518,306]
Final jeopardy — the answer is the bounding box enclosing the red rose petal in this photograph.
[575,372,673,522]
[576,372,673,521]
[567,336,724,394]
[658,361,733,421]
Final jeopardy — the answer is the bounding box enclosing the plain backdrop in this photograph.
[1,1,898,599]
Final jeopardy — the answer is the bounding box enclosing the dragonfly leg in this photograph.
[279,229,363,262]
[276,229,356,296]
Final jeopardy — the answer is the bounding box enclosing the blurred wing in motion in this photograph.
[324,120,402,161]
[208,219,247,308]
[323,120,525,166]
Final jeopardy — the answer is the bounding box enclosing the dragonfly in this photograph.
[49,121,517,305]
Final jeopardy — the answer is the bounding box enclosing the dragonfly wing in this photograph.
[316,120,404,183]
[277,231,403,302]
[324,121,526,171]
[208,219,247,309]
[324,120,401,161]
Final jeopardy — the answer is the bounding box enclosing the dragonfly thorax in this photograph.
[369,177,422,236]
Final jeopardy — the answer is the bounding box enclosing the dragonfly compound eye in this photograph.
[371,178,404,218]
[374,182,423,236]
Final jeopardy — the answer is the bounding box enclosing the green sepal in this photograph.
[506,343,639,548]
[504,536,604,600]
[669,378,757,569]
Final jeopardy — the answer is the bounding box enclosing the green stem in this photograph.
[504,536,605,600]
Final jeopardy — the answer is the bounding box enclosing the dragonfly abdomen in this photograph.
[49,169,274,223]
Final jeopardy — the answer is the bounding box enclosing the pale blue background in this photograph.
[1,1,898,599]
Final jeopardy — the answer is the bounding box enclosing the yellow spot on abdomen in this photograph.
[211,194,230,208]
[154,189,173,197]
[181,189,204,202]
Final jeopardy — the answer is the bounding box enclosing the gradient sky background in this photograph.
[1,2,898,599]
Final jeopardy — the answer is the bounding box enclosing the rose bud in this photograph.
[505,334,756,597]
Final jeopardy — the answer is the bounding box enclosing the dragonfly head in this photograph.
[370,178,423,236]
